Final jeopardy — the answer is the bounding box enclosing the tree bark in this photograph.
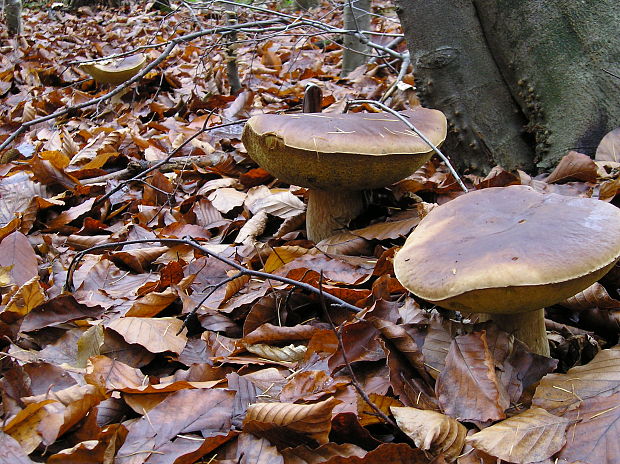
[397,0,620,173]
[342,0,371,77]
[5,0,22,36]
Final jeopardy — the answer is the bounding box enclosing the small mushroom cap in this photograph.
[79,54,147,85]
[394,185,620,314]
[242,107,447,190]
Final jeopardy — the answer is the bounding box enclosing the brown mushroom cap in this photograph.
[241,107,447,191]
[394,185,620,314]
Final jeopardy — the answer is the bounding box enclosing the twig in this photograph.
[63,237,362,316]
[318,271,400,429]
[0,19,282,152]
[344,99,469,193]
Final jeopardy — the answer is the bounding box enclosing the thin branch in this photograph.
[63,237,362,315]
[344,99,469,193]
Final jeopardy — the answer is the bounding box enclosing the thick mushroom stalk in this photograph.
[306,189,364,242]
[241,108,448,242]
[394,185,620,357]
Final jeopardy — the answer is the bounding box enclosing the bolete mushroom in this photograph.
[79,54,147,86]
[241,107,447,242]
[393,185,620,356]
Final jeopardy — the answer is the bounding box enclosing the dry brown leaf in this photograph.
[545,151,598,184]
[108,246,169,273]
[250,190,306,218]
[84,355,146,391]
[236,433,284,464]
[466,407,570,464]
[391,406,466,462]
[70,129,127,166]
[596,127,620,162]
[22,384,105,441]
[0,172,49,226]
[358,393,403,427]
[556,390,620,464]
[75,324,105,367]
[279,371,338,404]
[281,442,366,464]
[560,282,620,310]
[115,388,235,464]
[208,187,246,213]
[3,400,57,453]
[245,343,307,362]
[263,246,313,273]
[533,345,620,414]
[223,272,251,303]
[436,331,509,422]
[45,197,97,230]
[598,177,620,202]
[235,211,268,244]
[106,317,187,355]
[350,216,424,240]
[0,231,38,286]
[0,431,36,464]
[60,127,80,159]
[1,276,45,323]
[126,286,179,317]
[243,398,339,445]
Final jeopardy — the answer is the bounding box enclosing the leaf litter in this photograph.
[1,1,620,463]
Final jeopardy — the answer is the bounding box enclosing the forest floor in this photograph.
[1,1,620,463]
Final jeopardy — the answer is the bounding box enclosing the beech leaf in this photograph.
[466,407,570,464]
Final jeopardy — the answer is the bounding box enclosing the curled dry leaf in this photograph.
[560,282,620,310]
[596,127,620,162]
[243,397,339,445]
[1,276,45,323]
[545,151,598,184]
[391,406,466,462]
[245,342,307,362]
[235,210,268,244]
[108,246,169,273]
[466,407,570,464]
[223,272,251,303]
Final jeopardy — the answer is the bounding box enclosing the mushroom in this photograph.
[393,185,620,356]
[241,107,447,242]
[79,54,147,86]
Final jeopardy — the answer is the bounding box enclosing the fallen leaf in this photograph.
[466,407,570,464]
[391,406,466,462]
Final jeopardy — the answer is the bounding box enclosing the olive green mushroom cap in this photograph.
[241,107,447,191]
[394,185,620,314]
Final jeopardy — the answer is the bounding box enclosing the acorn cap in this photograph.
[242,107,447,191]
[394,185,620,314]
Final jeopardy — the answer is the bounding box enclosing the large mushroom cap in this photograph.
[241,107,447,190]
[394,185,620,314]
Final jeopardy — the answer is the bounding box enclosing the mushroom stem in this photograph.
[483,309,550,357]
[306,189,364,242]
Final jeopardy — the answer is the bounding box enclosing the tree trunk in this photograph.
[5,0,22,36]
[397,0,620,174]
[342,0,371,77]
